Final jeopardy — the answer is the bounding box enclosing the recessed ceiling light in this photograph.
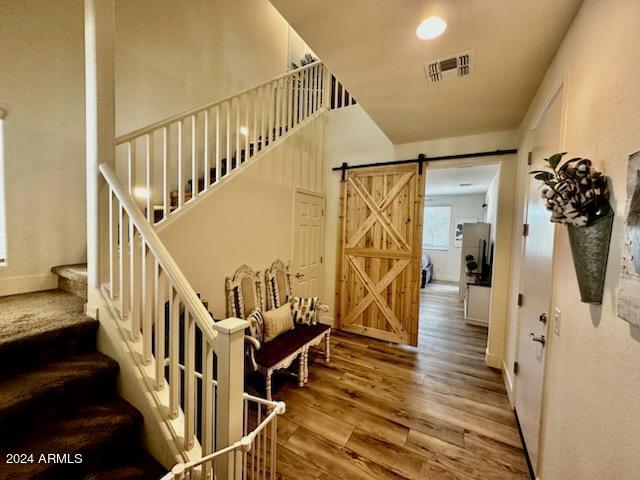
[416,16,447,40]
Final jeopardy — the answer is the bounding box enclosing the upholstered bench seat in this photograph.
[255,323,330,369]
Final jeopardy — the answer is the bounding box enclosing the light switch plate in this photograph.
[553,308,561,335]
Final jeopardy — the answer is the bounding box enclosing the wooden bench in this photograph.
[225,260,330,400]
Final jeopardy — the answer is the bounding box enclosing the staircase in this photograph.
[0,268,165,480]
[115,61,352,226]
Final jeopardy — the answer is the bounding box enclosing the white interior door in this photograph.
[515,88,563,474]
[292,191,324,297]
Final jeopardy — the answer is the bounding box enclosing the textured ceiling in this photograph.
[271,0,582,143]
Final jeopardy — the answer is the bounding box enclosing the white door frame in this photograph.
[512,78,568,475]
[291,188,326,298]
[422,155,510,367]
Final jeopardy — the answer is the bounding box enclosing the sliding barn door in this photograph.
[336,164,425,346]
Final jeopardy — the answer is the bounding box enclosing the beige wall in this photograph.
[0,0,292,296]
[115,0,290,135]
[503,0,640,477]
[323,105,517,367]
[158,114,326,318]
[0,0,86,295]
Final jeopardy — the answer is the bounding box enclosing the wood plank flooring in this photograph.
[271,282,529,479]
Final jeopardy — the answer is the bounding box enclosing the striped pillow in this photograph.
[290,296,319,325]
[246,309,264,343]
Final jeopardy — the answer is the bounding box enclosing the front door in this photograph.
[515,87,563,473]
[336,164,425,346]
[292,191,324,297]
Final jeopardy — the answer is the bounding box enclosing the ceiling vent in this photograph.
[425,52,472,84]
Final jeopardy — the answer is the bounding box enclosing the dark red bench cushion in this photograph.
[255,323,330,369]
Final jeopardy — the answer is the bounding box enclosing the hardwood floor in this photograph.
[271,281,529,479]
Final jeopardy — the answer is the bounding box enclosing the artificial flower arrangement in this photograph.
[530,152,614,303]
[530,152,611,226]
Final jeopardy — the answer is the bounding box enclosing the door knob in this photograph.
[295,272,305,279]
[529,333,546,346]
[539,313,548,324]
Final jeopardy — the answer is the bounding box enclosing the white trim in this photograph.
[484,348,502,369]
[0,272,58,296]
[502,358,515,407]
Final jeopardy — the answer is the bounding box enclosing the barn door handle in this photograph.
[529,333,546,346]
[295,272,305,279]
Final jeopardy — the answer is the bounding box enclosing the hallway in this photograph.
[273,281,529,479]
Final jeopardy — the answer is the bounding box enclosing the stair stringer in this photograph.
[93,292,200,471]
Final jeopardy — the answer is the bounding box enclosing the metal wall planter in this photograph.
[567,210,615,304]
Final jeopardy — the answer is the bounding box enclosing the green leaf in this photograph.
[534,172,553,181]
[547,152,566,169]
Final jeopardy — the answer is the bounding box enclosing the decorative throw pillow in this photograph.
[246,309,264,343]
[262,304,294,342]
[290,296,319,325]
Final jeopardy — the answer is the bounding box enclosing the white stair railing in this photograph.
[114,61,356,225]
[99,163,253,479]
[116,61,329,225]
[163,394,285,480]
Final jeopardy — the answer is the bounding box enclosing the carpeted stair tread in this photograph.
[0,352,119,425]
[0,290,97,371]
[51,264,88,284]
[0,399,142,480]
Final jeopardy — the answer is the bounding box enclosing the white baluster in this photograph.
[267,82,274,145]
[260,86,266,150]
[155,265,165,390]
[162,126,169,219]
[119,204,129,315]
[226,101,231,175]
[177,121,184,208]
[191,114,197,199]
[145,133,153,222]
[243,94,249,163]
[274,79,281,142]
[108,186,115,299]
[235,97,240,169]
[203,109,209,191]
[252,89,258,158]
[142,241,153,364]
[130,222,141,341]
[127,140,136,194]
[184,310,195,450]
[215,105,221,183]
[169,290,180,418]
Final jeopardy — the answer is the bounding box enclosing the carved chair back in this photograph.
[225,265,266,319]
[265,259,293,310]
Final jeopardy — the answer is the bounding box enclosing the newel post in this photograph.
[214,317,248,479]
[84,0,115,317]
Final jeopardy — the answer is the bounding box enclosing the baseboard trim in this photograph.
[0,272,57,296]
[484,348,502,369]
[431,275,459,283]
[502,359,515,407]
